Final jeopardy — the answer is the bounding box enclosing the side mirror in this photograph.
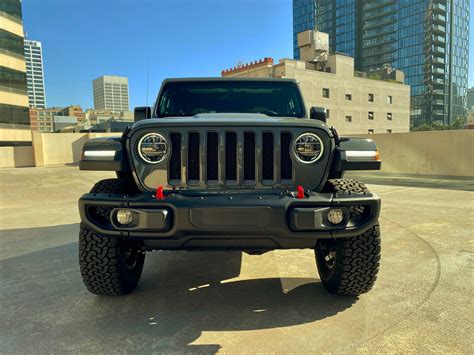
[310,106,327,123]
[134,106,152,122]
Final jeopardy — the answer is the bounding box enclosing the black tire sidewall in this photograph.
[315,238,350,294]
[115,239,146,293]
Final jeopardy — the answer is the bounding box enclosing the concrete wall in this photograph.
[0,146,35,168]
[0,129,34,168]
[0,128,32,142]
[355,130,474,177]
[32,132,119,166]
[0,129,121,167]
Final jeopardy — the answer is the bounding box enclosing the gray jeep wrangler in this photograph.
[78,78,381,296]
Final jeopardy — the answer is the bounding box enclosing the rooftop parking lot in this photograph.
[0,166,472,353]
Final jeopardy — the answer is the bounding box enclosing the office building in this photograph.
[29,107,56,132]
[467,88,474,111]
[0,0,29,127]
[84,109,133,125]
[293,0,470,128]
[468,88,474,128]
[89,119,134,133]
[24,39,46,108]
[92,75,130,112]
[62,105,84,123]
[52,116,77,132]
[29,105,84,132]
[222,32,410,135]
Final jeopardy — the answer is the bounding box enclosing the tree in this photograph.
[411,118,466,131]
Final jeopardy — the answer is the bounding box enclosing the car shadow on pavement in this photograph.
[1,224,357,353]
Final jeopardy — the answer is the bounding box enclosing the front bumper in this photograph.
[79,190,380,250]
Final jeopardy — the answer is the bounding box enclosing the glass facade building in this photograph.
[293,0,317,59]
[0,0,29,127]
[316,0,357,60]
[292,0,470,128]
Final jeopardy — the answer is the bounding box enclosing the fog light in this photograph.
[116,209,133,225]
[327,208,344,225]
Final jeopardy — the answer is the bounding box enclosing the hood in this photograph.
[131,114,332,136]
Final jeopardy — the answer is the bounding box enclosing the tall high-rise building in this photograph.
[24,40,46,108]
[0,0,29,127]
[293,0,317,59]
[293,0,470,128]
[93,75,130,112]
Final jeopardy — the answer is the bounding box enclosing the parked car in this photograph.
[78,78,381,296]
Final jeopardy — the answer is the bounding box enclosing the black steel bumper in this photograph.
[78,190,380,250]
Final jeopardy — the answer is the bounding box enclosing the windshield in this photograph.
[156,80,305,118]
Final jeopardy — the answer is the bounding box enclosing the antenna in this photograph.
[146,51,150,106]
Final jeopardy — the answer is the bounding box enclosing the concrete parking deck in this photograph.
[1,166,473,353]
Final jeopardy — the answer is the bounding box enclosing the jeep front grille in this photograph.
[187,132,200,182]
[243,132,256,181]
[281,132,292,180]
[169,133,181,181]
[168,130,293,188]
[206,132,219,181]
[225,132,237,181]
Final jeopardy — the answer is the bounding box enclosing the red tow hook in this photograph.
[155,186,164,200]
[297,185,305,199]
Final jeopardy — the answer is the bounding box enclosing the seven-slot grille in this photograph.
[168,130,293,187]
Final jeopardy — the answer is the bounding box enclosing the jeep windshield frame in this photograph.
[155,79,306,118]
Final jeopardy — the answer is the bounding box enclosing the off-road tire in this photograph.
[91,178,139,194]
[91,178,138,221]
[79,178,144,295]
[323,179,368,219]
[316,178,381,296]
[323,178,369,195]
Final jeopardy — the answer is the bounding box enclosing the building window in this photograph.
[387,129,392,133]
[326,109,330,119]
[345,116,352,122]
[387,95,393,104]
[368,111,374,120]
[323,88,330,98]
[368,93,374,102]
[345,94,352,101]
[368,129,374,134]
[387,112,392,121]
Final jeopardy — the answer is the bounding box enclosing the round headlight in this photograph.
[138,133,168,164]
[294,133,324,163]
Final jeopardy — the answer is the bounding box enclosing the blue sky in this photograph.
[23,0,473,110]
[23,0,293,109]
